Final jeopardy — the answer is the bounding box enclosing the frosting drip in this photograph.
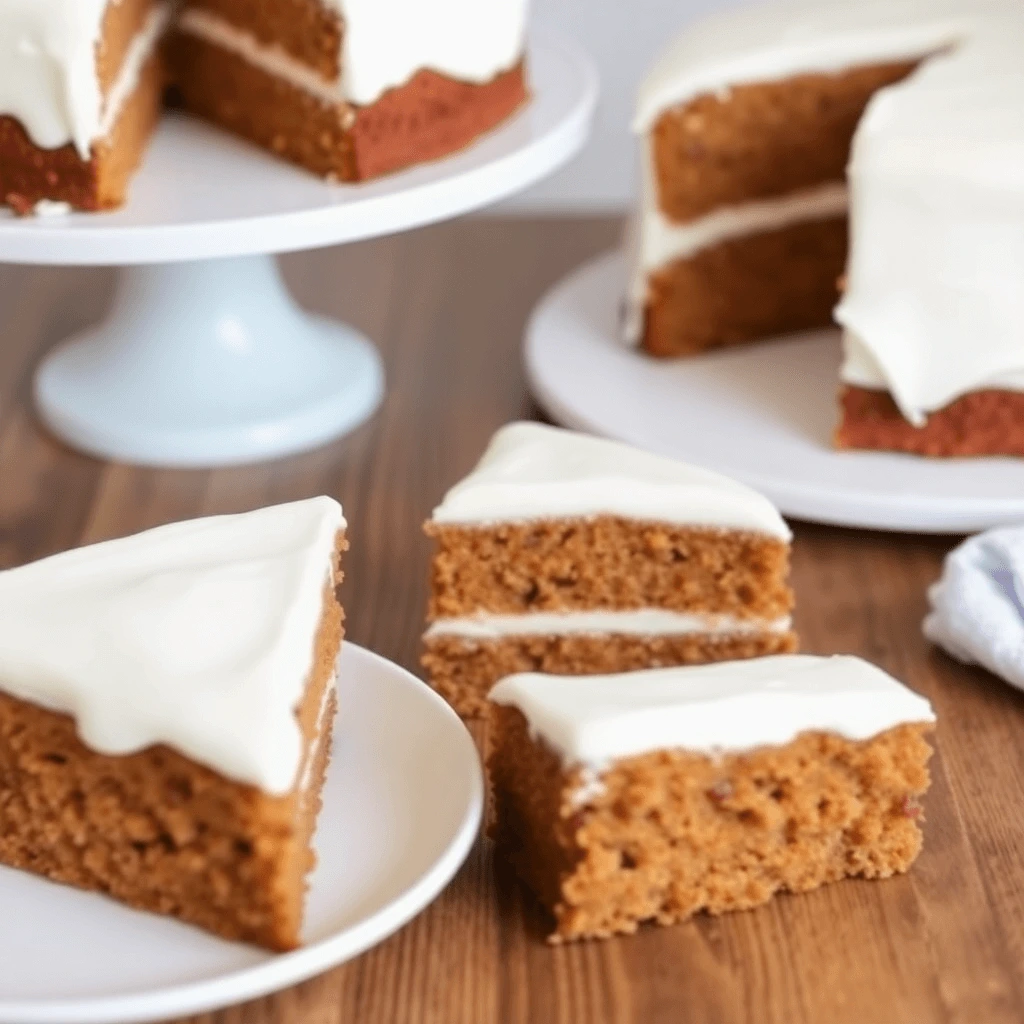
[0,497,345,795]
[489,655,936,770]
[0,0,170,156]
[431,422,791,539]
[327,0,529,107]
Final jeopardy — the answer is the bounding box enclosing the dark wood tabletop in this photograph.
[1,216,1022,1024]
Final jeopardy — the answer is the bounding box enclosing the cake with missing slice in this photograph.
[0,496,346,951]
[488,655,936,942]
[422,422,796,718]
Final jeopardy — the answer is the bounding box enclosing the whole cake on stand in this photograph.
[0,7,597,468]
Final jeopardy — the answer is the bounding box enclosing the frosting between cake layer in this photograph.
[0,0,171,156]
[489,654,936,770]
[0,496,345,795]
[431,422,791,540]
[425,610,792,641]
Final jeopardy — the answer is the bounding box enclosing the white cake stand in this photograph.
[525,251,1024,534]
[0,34,597,468]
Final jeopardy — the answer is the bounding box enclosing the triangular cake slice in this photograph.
[0,496,346,951]
[422,422,796,718]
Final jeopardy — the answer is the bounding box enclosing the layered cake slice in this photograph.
[0,0,171,212]
[423,423,796,718]
[488,655,936,942]
[169,0,529,182]
[0,496,346,951]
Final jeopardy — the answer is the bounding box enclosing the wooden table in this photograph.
[1,217,1022,1024]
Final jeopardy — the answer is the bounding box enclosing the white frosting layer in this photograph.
[425,610,792,641]
[0,0,170,156]
[0,497,345,795]
[181,0,528,109]
[431,422,791,539]
[489,655,935,771]
[630,0,1024,421]
[326,0,528,106]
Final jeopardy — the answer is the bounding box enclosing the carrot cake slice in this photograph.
[423,422,796,718]
[488,655,936,942]
[624,0,1024,457]
[0,496,346,951]
[0,0,171,212]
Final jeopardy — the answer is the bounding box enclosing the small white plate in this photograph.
[0,644,483,1024]
[525,251,1024,534]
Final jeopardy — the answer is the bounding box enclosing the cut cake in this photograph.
[624,0,1024,457]
[0,496,346,951]
[489,655,937,942]
[423,422,796,718]
[0,0,529,212]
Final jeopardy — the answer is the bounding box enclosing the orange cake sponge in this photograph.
[423,422,796,718]
[488,655,936,942]
[0,497,347,951]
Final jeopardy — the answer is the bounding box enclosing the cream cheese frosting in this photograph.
[0,0,171,156]
[178,0,529,110]
[489,654,936,771]
[431,422,791,539]
[425,610,792,641]
[0,496,344,795]
[629,0,1024,422]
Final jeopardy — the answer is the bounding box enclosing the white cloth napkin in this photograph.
[924,526,1024,690]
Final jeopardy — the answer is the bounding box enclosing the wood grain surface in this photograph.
[1,218,1022,1024]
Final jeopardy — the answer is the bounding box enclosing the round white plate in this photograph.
[0,644,484,1024]
[0,33,598,265]
[525,251,1024,534]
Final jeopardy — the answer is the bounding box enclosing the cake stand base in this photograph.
[34,254,384,468]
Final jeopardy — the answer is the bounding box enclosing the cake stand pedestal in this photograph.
[0,33,597,468]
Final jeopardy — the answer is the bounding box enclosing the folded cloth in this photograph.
[924,526,1024,690]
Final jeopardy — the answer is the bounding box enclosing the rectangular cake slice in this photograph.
[168,0,529,182]
[488,655,936,942]
[423,422,796,718]
[0,0,171,212]
[0,496,346,951]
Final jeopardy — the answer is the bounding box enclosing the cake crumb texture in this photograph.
[836,386,1024,458]
[424,631,797,719]
[643,217,847,357]
[489,705,934,942]
[0,541,346,951]
[651,61,919,223]
[426,518,793,620]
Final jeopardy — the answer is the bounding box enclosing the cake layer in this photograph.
[648,61,918,224]
[169,27,527,181]
[423,630,798,719]
[432,422,790,538]
[0,579,342,951]
[490,704,933,941]
[836,386,1024,458]
[426,518,793,620]
[642,216,847,357]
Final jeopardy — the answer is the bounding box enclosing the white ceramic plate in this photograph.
[525,251,1024,534]
[0,644,483,1024]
